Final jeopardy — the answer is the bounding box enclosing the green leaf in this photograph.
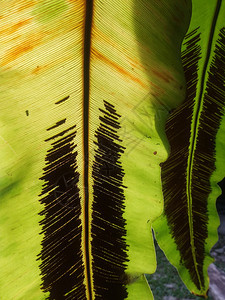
[153,0,225,296]
[0,1,190,299]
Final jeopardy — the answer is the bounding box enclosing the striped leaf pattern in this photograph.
[0,1,190,299]
[153,0,225,296]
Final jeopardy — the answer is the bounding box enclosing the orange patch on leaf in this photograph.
[0,19,32,35]
[16,0,36,12]
[92,48,148,89]
[1,38,41,66]
[11,19,32,32]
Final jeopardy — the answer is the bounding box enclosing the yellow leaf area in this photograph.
[0,1,190,299]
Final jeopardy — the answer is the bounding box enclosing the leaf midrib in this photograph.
[83,1,94,299]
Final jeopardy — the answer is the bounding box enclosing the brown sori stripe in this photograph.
[91,100,129,300]
[55,95,70,105]
[161,28,203,290]
[161,24,225,292]
[193,26,225,264]
[47,119,67,131]
[38,121,86,299]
